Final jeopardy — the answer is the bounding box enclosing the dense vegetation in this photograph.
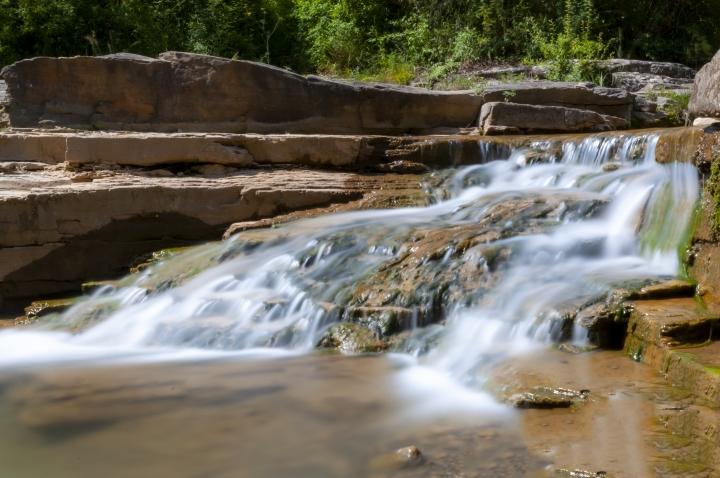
[1,0,718,83]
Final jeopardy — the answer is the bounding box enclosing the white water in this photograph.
[0,132,699,388]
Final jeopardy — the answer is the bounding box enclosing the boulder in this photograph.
[0,52,483,134]
[480,81,633,121]
[690,50,720,119]
[479,102,628,135]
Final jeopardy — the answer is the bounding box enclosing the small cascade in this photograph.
[0,131,700,385]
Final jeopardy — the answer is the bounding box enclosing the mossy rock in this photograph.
[507,386,589,409]
[317,323,389,354]
[17,297,78,326]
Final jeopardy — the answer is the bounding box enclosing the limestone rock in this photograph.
[0,168,410,308]
[370,445,425,471]
[317,322,388,354]
[507,386,589,409]
[612,72,692,94]
[627,279,696,300]
[626,298,717,349]
[690,49,720,119]
[0,52,482,134]
[600,59,695,79]
[693,117,720,131]
[343,193,606,329]
[479,102,628,135]
[480,81,633,121]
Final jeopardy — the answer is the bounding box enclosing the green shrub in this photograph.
[645,87,691,125]
[0,0,718,79]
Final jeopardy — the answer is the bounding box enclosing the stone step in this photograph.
[0,128,700,172]
[624,298,720,409]
[627,298,718,348]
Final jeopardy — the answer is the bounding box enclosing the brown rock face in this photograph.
[480,81,633,121]
[0,168,418,309]
[0,52,483,134]
[479,102,628,135]
[690,49,720,119]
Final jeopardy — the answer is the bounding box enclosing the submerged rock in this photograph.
[317,323,389,354]
[370,445,425,471]
[507,386,589,409]
[554,469,608,478]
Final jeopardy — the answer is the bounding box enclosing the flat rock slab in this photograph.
[0,131,389,168]
[0,167,420,307]
[479,102,628,135]
[626,298,719,348]
[0,129,678,171]
[0,51,482,135]
[0,130,520,170]
[480,81,632,121]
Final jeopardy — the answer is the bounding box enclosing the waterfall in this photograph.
[0,132,699,385]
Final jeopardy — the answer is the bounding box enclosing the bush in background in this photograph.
[0,0,718,84]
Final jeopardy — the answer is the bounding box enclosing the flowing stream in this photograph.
[0,130,701,477]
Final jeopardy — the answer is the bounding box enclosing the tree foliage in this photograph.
[0,0,718,75]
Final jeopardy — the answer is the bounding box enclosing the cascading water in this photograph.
[0,132,699,389]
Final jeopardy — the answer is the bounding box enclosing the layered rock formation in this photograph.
[0,50,705,313]
[480,81,633,122]
[0,52,483,135]
[479,102,628,135]
[0,165,424,308]
[0,52,643,136]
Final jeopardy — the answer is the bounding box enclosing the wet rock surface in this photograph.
[507,387,589,409]
[369,445,425,471]
[0,355,549,478]
[340,192,605,333]
[491,351,638,475]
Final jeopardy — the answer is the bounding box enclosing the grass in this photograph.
[645,87,691,125]
[706,366,720,377]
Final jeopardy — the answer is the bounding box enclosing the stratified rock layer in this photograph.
[480,81,633,122]
[0,167,420,308]
[479,102,628,135]
[0,52,483,134]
